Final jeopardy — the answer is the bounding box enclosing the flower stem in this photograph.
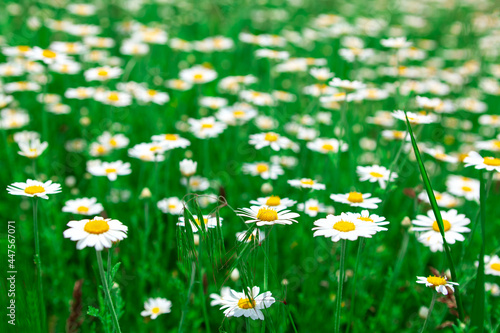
[419,292,437,333]
[178,262,196,333]
[263,227,270,291]
[335,239,347,333]
[33,198,46,332]
[346,238,364,333]
[197,239,211,333]
[96,250,121,333]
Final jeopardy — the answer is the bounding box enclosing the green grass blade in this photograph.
[403,111,464,320]
[470,170,486,332]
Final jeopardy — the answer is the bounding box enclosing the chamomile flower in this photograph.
[179,159,197,177]
[356,165,397,189]
[446,175,480,201]
[199,96,228,110]
[62,197,104,216]
[151,133,191,149]
[418,191,461,208]
[17,138,48,159]
[423,147,458,163]
[307,138,348,154]
[65,87,95,100]
[329,78,366,91]
[250,196,296,210]
[128,143,166,162]
[84,66,122,81]
[177,215,222,231]
[97,132,129,150]
[140,298,172,320]
[94,90,132,107]
[63,216,128,251]
[483,255,500,276]
[134,87,170,105]
[216,104,258,125]
[236,229,265,243]
[7,179,62,199]
[464,151,500,172]
[87,160,132,181]
[237,205,300,226]
[392,110,438,124]
[242,162,284,180]
[330,192,381,209]
[28,47,69,64]
[218,287,275,320]
[411,209,470,252]
[188,117,227,139]
[210,287,232,306]
[297,199,328,217]
[381,37,412,49]
[165,79,193,91]
[249,132,293,151]
[312,213,381,242]
[240,90,275,106]
[157,197,184,215]
[416,276,458,295]
[351,210,389,230]
[180,65,217,84]
[181,176,210,191]
[288,178,326,190]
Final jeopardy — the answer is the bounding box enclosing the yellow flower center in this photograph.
[24,185,45,195]
[491,263,500,271]
[483,157,500,166]
[149,145,161,152]
[77,206,89,213]
[369,172,384,178]
[109,138,118,147]
[194,217,208,226]
[264,132,279,142]
[105,168,117,174]
[426,276,447,286]
[347,192,364,203]
[265,195,281,206]
[322,143,334,151]
[193,73,204,81]
[17,45,30,52]
[84,219,110,234]
[164,134,177,140]
[301,179,314,186]
[147,89,157,96]
[237,298,256,309]
[168,204,177,209]
[432,219,451,232]
[434,153,448,160]
[42,49,57,58]
[333,221,356,232]
[97,69,108,76]
[201,123,213,129]
[108,92,120,101]
[151,307,160,314]
[256,207,278,221]
[96,146,106,154]
[233,110,245,118]
[358,217,373,222]
[256,163,269,173]
[461,186,472,192]
[393,131,404,139]
[308,206,319,211]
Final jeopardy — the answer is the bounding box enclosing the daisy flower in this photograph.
[392,110,438,124]
[97,132,129,150]
[297,199,328,217]
[62,197,104,216]
[423,147,458,163]
[165,79,193,91]
[249,132,293,151]
[329,78,366,91]
[180,159,197,177]
[87,160,132,181]
[177,215,222,232]
[237,205,300,226]
[140,298,172,320]
[180,65,217,84]
[350,210,389,230]
[381,37,412,49]
[242,162,284,180]
[249,195,296,210]
[157,197,184,215]
[307,138,348,154]
[27,47,69,65]
[416,276,458,295]
[411,209,470,252]
[7,179,62,199]
[218,286,275,320]
[464,151,500,172]
[17,138,48,159]
[417,191,461,208]
[483,255,500,276]
[199,96,228,110]
[84,66,123,81]
[216,104,258,125]
[210,287,232,306]
[181,176,210,191]
[446,175,480,201]
[240,90,275,106]
[65,87,95,100]
[188,117,227,139]
[134,87,170,105]
[312,213,381,242]
[151,133,191,149]
[63,216,128,251]
[287,178,326,190]
[330,192,382,209]
[356,165,397,189]
[236,229,265,243]
[94,90,132,107]
[128,143,166,162]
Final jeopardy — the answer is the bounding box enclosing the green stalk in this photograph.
[263,227,270,291]
[346,238,364,333]
[96,250,121,333]
[33,198,46,332]
[419,292,437,333]
[335,240,347,333]
[403,111,464,320]
[178,262,196,333]
[470,170,486,332]
[197,238,211,333]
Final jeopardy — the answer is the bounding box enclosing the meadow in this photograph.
[0,0,499,332]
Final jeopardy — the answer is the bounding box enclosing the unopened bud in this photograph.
[140,187,152,199]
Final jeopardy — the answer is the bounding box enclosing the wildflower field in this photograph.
[1,0,500,332]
